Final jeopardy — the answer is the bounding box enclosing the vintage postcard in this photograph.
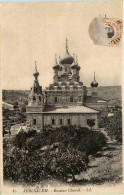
[0,0,123,194]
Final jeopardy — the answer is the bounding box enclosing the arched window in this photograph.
[33,119,36,125]
[70,96,73,102]
[52,119,55,125]
[55,97,57,103]
[79,96,82,102]
[68,119,71,125]
[39,96,41,101]
[60,118,62,125]
[33,96,36,101]
[65,67,67,72]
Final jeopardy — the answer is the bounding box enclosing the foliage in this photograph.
[2,107,26,137]
[50,146,88,181]
[14,130,37,148]
[87,119,95,130]
[4,126,107,183]
[104,111,122,142]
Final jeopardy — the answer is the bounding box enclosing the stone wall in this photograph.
[43,113,99,129]
[26,113,43,130]
[44,89,84,106]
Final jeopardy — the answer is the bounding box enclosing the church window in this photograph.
[60,118,62,125]
[55,96,57,103]
[70,96,73,102]
[79,96,82,102]
[52,119,55,125]
[33,96,36,101]
[68,119,71,125]
[65,67,67,72]
[39,96,41,101]
[33,119,36,125]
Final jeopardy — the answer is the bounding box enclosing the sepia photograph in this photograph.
[1,0,123,194]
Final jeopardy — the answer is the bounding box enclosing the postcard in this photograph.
[0,0,123,194]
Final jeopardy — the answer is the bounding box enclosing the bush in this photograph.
[104,111,122,142]
[14,130,37,149]
[4,126,107,183]
[3,143,88,183]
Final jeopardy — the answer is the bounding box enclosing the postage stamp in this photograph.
[89,16,123,46]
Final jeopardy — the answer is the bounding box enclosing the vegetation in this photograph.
[3,126,107,183]
[104,111,122,143]
[2,108,26,137]
[87,119,95,130]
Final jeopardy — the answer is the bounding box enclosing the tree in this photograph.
[104,111,122,142]
[44,145,88,182]
[13,102,18,110]
[3,126,107,183]
[87,119,95,130]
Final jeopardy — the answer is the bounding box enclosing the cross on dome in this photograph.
[35,61,37,71]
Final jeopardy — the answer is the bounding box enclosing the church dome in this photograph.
[91,72,98,87]
[59,39,74,65]
[53,64,60,70]
[53,54,61,70]
[71,55,80,70]
[60,52,74,65]
[91,80,98,87]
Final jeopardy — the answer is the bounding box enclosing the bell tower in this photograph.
[26,62,44,131]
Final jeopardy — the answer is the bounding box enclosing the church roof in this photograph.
[43,105,100,114]
[85,96,107,103]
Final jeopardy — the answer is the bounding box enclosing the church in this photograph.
[26,40,108,131]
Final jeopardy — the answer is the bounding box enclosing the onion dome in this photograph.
[71,53,77,69]
[76,55,81,70]
[53,82,59,86]
[53,54,60,70]
[59,39,74,65]
[71,55,80,70]
[91,72,98,87]
[31,62,42,94]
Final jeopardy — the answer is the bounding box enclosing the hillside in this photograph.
[88,86,121,106]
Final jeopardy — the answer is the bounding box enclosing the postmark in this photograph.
[89,16,123,46]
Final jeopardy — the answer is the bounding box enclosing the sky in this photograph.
[1,1,123,90]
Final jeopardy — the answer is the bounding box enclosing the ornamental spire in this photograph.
[73,53,75,62]
[94,71,96,81]
[33,61,39,80]
[55,53,57,64]
[35,61,37,72]
[76,55,78,64]
[66,38,68,53]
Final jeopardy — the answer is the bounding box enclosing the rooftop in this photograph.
[43,105,100,114]
[85,96,107,103]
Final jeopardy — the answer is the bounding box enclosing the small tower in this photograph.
[71,55,80,82]
[53,54,61,82]
[26,62,44,131]
[91,72,98,96]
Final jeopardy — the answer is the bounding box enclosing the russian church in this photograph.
[26,39,108,131]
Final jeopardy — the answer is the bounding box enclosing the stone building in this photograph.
[26,40,108,130]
